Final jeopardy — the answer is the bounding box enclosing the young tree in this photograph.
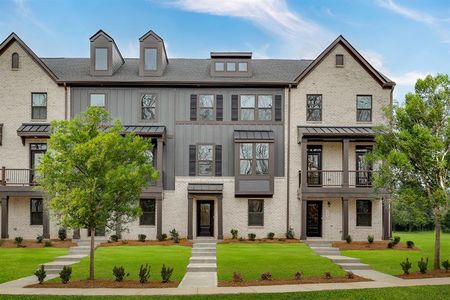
[37,107,158,280]
[372,74,449,269]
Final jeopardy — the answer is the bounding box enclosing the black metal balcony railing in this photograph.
[298,170,373,188]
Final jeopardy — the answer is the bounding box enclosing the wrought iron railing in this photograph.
[298,170,373,188]
[349,170,373,187]
[1,168,37,186]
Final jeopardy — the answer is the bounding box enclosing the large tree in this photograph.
[37,107,158,280]
[372,74,450,269]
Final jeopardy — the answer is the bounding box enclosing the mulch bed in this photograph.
[0,239,75,248]
[27,280,179,288]
[220,238,300,244]
[99,239,192,247]
[332,241,417,251]
[398,270,450,279]
[219,275,369,287]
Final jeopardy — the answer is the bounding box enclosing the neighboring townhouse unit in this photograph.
[0,30,394,242]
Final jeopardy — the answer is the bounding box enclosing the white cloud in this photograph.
[122,41,139,58]
[161,0,335,58]
[13,0,56,37]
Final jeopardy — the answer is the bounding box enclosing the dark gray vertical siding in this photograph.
[71,87,285,188]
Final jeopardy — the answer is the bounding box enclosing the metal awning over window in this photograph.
[188,183,223,194]
[234,130,274,142]
[298,126,374,142]
[17,123,51,144]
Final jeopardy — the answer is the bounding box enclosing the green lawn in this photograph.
[1,285,450,299]
[342,231,450,275]
[0,248,68,283]
[216,243,345,281]
[67,246,191,282]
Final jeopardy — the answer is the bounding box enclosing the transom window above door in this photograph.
[141,94,157,120]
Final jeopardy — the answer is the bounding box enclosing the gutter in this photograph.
[64,82,68,120]
[286,84,292,232]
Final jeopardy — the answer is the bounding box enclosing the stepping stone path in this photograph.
[41,239,105,275]
[179,237,217,288]
[306,240,372,272]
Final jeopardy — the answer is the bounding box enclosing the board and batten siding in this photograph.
[71,87,285,190]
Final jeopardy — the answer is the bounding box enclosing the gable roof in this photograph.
[139,30,169,65]
[0,33,59,82]
[294,35,395,88]
[90,29,125,65]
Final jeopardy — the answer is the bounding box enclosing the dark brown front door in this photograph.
[197,200,214,237]
[306,201,322,237]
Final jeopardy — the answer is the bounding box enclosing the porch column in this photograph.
[300,199,307,240]
[217,194,223,240]
[156,199,162,237]
[300,138,308,188]
[187,194,194,240]
[43,207,50,239]
[156,138,164,187]
[382,198,391,240]
[342,139,349,188]
[73,228,80,240]
[341,198,349,240]
[1,196,8,239]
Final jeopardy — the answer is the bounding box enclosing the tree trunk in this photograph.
[89,228,95,280]
[434,220,441,270]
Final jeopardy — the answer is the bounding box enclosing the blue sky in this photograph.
[1,0,449,101]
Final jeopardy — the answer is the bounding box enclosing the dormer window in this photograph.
[11,52,19,69]
[95,48,108,71]
[238,62,248,72]
[226,62,236,72]
[144,48,157,71]
[210,52,252,77]
[215,62,224,72]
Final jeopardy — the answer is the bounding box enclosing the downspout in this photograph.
[64,82,68,120]
[286,84,292,232]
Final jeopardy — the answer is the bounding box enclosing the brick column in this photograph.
[187,194,194,240]
[300,199,307,240]
[156,199,162,237]
[217,195,223,240]
[43,206,50,239]
[1,196,8,239]
[341,198,349,240]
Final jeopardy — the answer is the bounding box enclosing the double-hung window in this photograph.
[199,95,215,121]
[356,200,372,226]
[197,145,214,176]
[307,94,322,121]
[248,199,264,226]
[140,199,156,226]
[141,94,157,120]
[258,95,273,120]
[30,198,43,225]
[240,95,255,120]
[357,95,372,122]
[31,93,47,119]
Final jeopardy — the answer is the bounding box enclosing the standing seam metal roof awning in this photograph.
[188,183,224,194]
[234,130,275,141]
[298,126,374,143]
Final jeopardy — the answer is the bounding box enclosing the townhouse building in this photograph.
[0,30,394,242]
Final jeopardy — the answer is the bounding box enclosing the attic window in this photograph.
[238,62,248,72]
[95,48,108,70]
[336,54,344,67]
[11,52,19,69]
[226,62,236,72]
[215,62,225,72]
[144,48,157,71]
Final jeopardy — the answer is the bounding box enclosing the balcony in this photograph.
[298,170,373,188]
[0,168,37,186]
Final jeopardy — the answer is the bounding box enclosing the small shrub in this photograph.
[14,236,24,247]
[442,259,450,272]
[406,241,415,248]
[110,234,119,242]
[36,235,44,244]
[59,266,72,284]
[294,272,302,280]
[138,264,151,284]
[233,272,243,282]
[345,235,352,244]
[400,258,412,275]
[286,227,295,239]
[346,271,354,279]
[58,228,67,241]
[387,241,395,248]
[161,264,174,283]
[230,229,239,239]
[260,272,272,281]
[393,236,401,245]
[238,237,245,241]
[34,265,46,284]
[418,257,428,274]
[157,233,167,241]
[169,229,180,243]
[138,234,146,242]
[367,235,374,244]
[248,233,256,241]
[267,232,275,240]
[324,272,332,279]
[112,266,129,282]
[121,239,128,245]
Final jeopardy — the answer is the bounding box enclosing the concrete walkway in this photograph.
[179,237,217,288]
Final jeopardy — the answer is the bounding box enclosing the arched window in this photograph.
[11,52,19,69]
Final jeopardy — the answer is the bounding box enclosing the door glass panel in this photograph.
[307,147,322,185]
[356,147,372,186]
[200,204,210,226]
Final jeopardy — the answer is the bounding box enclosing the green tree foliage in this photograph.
[37,107,158,280]
[371,74,450,270]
